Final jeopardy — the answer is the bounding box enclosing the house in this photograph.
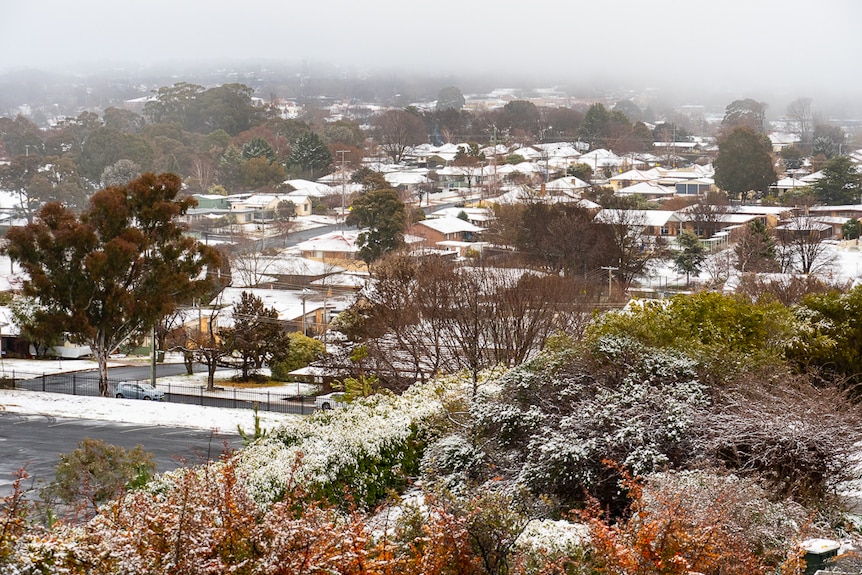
[408,216,484,249]
[593,209,684,238]
[674,178,713,197]
[769,177,809,196]
[608,168,660,191]
[294,230,363,261]
[384,170,431,196]
[214,286,347,337]
[615,181,676,202]
[427,206,494,228]
[543,176,591,197]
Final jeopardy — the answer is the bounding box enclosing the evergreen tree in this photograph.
[289,132,333,179]
[714,126,777,199]
[735,219,778,273]
[673,231,707,286]
[220,291,291,381]
[811,156,862,205]
[346,188,406,264]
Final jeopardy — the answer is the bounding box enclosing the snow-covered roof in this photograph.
[545,176,590,191]
[609,168,660,183]
[616,181,676,197]
[415,216,484,235]
[770,177,808,188]
[294,230,360,254]
[594,209,680,227]
[385,171,430,185]
[283,179,338,197]
[428,207,494,223]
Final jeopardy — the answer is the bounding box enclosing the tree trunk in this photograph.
[95,344,110,397]
[207,360,217,391]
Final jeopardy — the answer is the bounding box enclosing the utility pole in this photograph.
[601,266,619,300]
[335,150,348,229]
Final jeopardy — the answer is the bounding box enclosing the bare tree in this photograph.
[685,193,729,240]
[230,238,276,288]
[189,155,217,194]
[786,97,813,150]
[373,109,427,164]
[595,208,665,292]
[774,214,836,274]
[165,304,230,391]
[703,372,862,503]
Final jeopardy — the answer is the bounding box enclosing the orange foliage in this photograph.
[582,469,803,575]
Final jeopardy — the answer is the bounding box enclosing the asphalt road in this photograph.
[0,410,243,497]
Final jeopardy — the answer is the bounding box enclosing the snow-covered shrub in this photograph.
[513,519,590,575]
[465,339,709,512]
[238,373,471,508]
[420,434,486,493]
[703,374,862,503]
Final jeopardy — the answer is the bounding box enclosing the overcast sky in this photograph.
[3,0,861,98]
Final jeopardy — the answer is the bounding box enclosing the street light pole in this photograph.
[335,150,348,229]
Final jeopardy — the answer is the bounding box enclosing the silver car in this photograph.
[115,382,165,401]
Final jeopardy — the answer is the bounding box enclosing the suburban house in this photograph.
[769,177,809,197]
[615,181,676,202]
[408,216,484,249]
[774,218,834,242]
[593,209,684,238]
[294,230,363,261]
[214,286,346,337]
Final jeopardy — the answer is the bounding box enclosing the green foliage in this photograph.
[811,155,862,205]
[220,291,292,381]
[566,162,593,182]
[314,423,426,509]
[789,285,862,387]
[239,155,286,189]
[237,404,269,446]
[436,86,466,112]
[721,98,767,133]
[714,126,777,198]
[42,438,155,518]
[4,173,221,395]
[350,165,389,191]
[346,188,407,263]
[462,341,708,513]
[672,231,706,284]
[288,131,333,178]
[241,137,277,163]
[579,102,612,146]
[586,292,796,361]
[842,218,861,240]
[269,331,326,380]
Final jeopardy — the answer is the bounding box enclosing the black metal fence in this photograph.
[5,371,315,416]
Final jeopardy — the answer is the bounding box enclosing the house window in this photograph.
[694,227,704,237]
[660,226,670,235]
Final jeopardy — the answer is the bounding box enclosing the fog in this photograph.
[2,0,861,108]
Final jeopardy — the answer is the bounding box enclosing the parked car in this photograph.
[116,382,165,401]
[314,392,347,410]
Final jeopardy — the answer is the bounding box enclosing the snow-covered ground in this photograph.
[1,239,861,433]
[0,356,305,433]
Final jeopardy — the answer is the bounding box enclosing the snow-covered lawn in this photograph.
[0,355,306,433]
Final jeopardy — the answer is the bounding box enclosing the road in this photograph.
[0,410,242,497]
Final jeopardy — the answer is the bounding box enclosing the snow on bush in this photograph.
[238,374,471,508]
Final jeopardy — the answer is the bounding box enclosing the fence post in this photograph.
[233,387,236,409]
[42,373,46,392]
[200,387,204,406]
[72,374,76,396]
[267,391,270,412]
